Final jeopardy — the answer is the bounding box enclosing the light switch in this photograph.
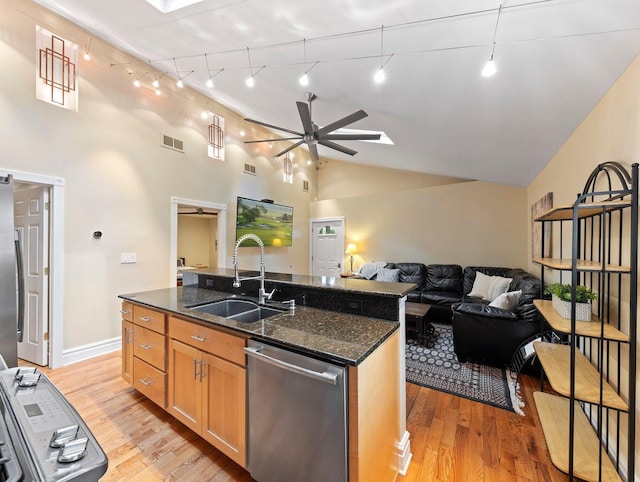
[121,253,136,264]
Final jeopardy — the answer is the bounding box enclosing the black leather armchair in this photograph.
[451,267,542,364]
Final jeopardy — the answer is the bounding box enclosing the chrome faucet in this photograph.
[233,233,270,304]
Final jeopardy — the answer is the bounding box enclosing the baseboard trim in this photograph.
[61,337,121,366]
[396,430,412,475]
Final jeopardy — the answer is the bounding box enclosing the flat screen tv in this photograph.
[236,197,293,247]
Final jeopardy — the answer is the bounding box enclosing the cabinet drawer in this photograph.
[133,357,166,408]
[169,316,246,367]
[133,305,166,334]
[121,301,134,322]
[134,324,166,370]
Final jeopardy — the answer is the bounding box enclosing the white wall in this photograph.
[0,0,316,353]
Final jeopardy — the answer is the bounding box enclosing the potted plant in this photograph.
[545,282,597,321]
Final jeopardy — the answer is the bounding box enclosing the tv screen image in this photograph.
[236,197,293,247]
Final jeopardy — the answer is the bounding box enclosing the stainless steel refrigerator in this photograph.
[0,174,24,368]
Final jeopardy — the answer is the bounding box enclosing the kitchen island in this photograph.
[119,270,414,481]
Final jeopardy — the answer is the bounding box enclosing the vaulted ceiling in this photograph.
[33,0,640,186]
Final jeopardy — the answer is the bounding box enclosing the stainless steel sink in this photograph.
[188,299,284,323]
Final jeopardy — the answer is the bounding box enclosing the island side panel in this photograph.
[349,329,400,482]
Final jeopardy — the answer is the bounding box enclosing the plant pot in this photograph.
[551,294,593,321]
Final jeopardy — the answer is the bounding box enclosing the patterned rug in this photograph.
[405,323,524,414]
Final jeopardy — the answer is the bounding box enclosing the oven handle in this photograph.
[15,230,24,343]
[244,346,338,385]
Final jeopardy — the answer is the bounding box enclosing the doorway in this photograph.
[1,169,64,368]
[170,197,227,286]
[309,217,345,277]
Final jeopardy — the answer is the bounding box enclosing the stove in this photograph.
[0,357,108,481]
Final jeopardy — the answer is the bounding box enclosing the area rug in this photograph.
[405,323,524,414]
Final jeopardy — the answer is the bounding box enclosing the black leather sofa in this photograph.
[383,263,542,365]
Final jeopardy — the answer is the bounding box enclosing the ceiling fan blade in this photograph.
[308,143,319,161]
[244,117,304,137]
[275,140,304,157]
[316,110,368,136]
[318,139,357,156]
[320,133,381,141]
[244,137,301,144]
[296,102,314,135]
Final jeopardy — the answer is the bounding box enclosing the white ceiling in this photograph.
[33,0,640,186]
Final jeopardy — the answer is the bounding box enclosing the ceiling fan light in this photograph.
[482,58,497,78]
[245,76,255,87]
[299,73,309,86]
[373,67,385,84]
[206,77,214,88]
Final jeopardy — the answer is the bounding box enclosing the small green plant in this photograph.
[545,283,597,303]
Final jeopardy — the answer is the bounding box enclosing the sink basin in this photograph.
[188,299,284,323]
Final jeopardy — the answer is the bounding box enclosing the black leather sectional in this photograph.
[384,263,542,365]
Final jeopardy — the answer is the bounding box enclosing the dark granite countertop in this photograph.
[186,267,414,298]
[119,286,400,366]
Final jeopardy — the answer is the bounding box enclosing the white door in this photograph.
[310,218,345,277]
[14,186,49,365]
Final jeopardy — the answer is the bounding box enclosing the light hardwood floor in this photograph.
[33,351,569,481]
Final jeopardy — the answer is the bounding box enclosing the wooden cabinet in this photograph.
[532,162,637,481]
[121,301,134,384]
[120,303,167,408]
[168,316,247,467]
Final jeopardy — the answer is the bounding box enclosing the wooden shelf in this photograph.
[534,392,621,482]
[533,257,631,273]
[533,300,629,342]
[534,200,631,222]
[534,342,628,412]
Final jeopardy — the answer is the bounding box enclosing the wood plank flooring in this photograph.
[32,351,570,481]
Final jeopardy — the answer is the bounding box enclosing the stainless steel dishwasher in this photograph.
[245,339,348,482]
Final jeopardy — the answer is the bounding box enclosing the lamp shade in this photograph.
[345,243,357,255]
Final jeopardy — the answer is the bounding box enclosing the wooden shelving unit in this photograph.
[532,162,638,482]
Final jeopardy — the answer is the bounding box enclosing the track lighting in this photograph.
[299,73,309,86]
[373,67,385,84]
[83,37,92,61]
[152,79,159,88]
[482,4,502,78]
[176,79,184,88]
[133,78,141,88]
[482,56,496,77]
[155,88,161,96]
[245,76,255,87]
[206,78,214,88]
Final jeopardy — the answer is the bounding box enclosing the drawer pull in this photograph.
[139,316,152,322]
[120,309,130,314]
[139,378,153,386]
[139,344,153,350]
[190,335,206,342]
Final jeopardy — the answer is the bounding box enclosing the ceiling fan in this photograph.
[178,207,217,216]
[244,92,381,161]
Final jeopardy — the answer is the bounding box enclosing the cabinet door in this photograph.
[168,339,203,433]
[122,321,134,385]
[201,352,246,467]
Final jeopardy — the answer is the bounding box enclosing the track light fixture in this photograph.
[482,3,502,78]
[133,78,141,88]
[83,37,92,61]
[373,25,394,84]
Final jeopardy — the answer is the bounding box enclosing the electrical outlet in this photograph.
[121,253,136,264]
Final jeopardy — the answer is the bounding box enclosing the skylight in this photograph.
[145,0,203,13]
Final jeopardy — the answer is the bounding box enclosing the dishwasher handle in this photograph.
[244,346,338,385]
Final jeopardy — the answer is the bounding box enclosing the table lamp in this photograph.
[345,243,357,274]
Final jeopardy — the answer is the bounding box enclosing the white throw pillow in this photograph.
[376,268,400,282]
[484,276,513,302]
[468,271,493,298]
[489,290,522,310]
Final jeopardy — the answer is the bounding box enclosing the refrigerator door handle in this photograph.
[14,230,24,343]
